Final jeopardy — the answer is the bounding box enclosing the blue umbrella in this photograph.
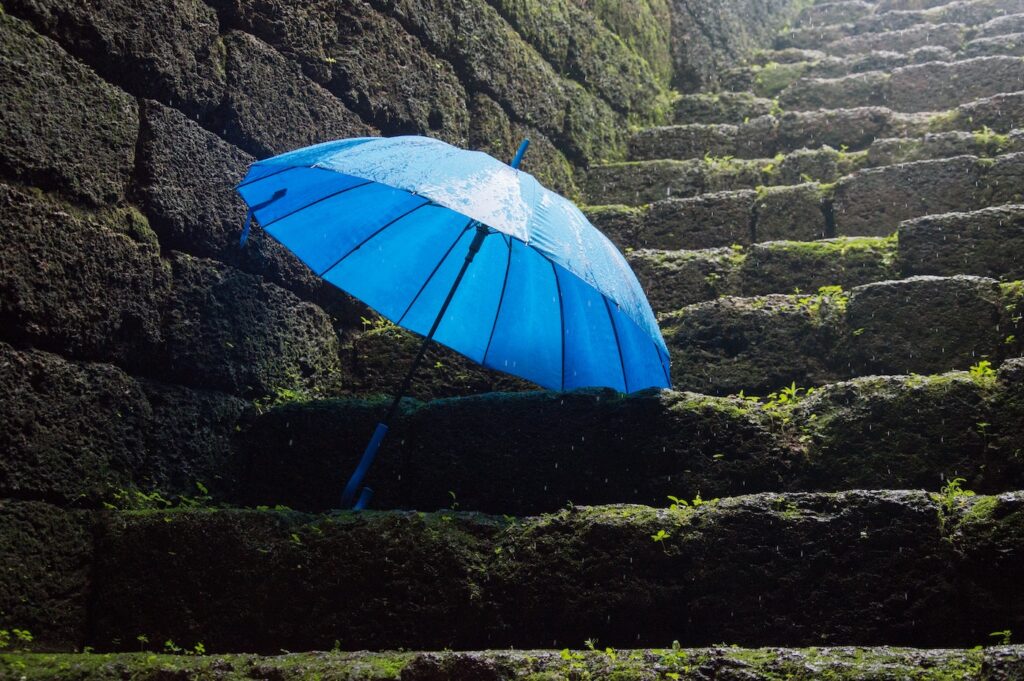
[236,136,670,509]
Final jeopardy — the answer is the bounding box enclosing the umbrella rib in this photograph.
[259,179,374,229]
[482,235,513,366]
[317,199,433,277]
[551,261,566,391]
[235,164,300,190]
[397,223,474,326]
[603,297,630,394]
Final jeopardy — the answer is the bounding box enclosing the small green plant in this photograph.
[989,630,1012,645]
[164,639,183,654]
[136,634,149,651]
[969,360,996,382]
[651,529,671,543]
[0,628,33,651]
[448,491,459,511]
[932,477,976,513]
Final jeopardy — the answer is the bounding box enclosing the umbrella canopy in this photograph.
[236,136,670,393]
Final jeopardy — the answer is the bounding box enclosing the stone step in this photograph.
[588,145,1022,209]
[629,112,1022,162]
[5,647,1024,679]
[671,91,777,125]
[6,490,1023,651]
[6,340,1023,518]
[778,56,1024,112]
[663,275,1022,395]
[779,0,1024,49]
[629,204,1024,312]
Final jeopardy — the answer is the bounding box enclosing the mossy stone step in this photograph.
[663,275,1022,394]
[5,491,1024,652]
[4,647,1023,680]
[672,92,776,125]
[778,56,1024,112]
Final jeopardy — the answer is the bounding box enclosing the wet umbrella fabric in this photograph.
[236,136,670,507]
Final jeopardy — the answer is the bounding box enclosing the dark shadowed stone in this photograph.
[0,344,246,504]
[136,100,365,324]
[210,0,470,144]
[899,204,1024,279]
[889,57,1024,113]
[663,294,843,395]
[627,247,740,312]
[582,204,647,250]
[754,183,830,242]
[86,491,1023,650]
[774,107,900,153]
[235,389,792,514]
[673,92,775,125]
[157,252,345,398]
[643,191,755,249]
[0,184,169,366]
[629,124,739,161]
[798,1,873,27]
[833,156,985,236]
[0,501,92,651]
[346,324,534,401]
[221,31,374,159]
[0,14,137,206]
[794,373,1010,492]
[774,23,848,50]
[845,275,1006,375]
[4,0,225,120]
[738,237,897,295]
[778,71,891,110]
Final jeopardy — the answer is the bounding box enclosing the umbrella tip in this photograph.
[511,139,530,169]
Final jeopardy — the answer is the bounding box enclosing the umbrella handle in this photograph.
[511,139,530,169]
[341,422,389,508]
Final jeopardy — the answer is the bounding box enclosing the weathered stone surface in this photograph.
[669,0,807,91]
[845,275,1007,375]
[85,491,1024,650]
[738,237,897,295]
[964,32,1024,58]
[643,191,756,248]
[582,204,647,250]
[4,647,1020,680]
[867,129,1024,165]
[889,57,1024,112]
[157,253,344,398]
[954,92,1024,133]
[370,0,624,164]
[773,107,899,153]
[985,150,1024,204]
[798,0,874,27]
[629,124,739,161]
[827,22,967,56]
[220,31,373,159]
[833,156,985,236]
[673,92,775,124]
[754,183,831,242]
[583,160,704,205]
[486,0,665,116]
[976,11,1024,37]
[0,344,246,504]
[467,93,577,198]
[576,0,674,84]
[899,204,1024,278]
[0,14,137,206]
[628,247,739,311]
[236,389,791,513]
[795,373,1007,492]
[663,294,842,395]
[5,0,225,120]
[775,23,849,49]
[778,70,891,110]
[136,101,364,323]
[0,502,92,651]
[0,184,168,365]
[210,0,470,144]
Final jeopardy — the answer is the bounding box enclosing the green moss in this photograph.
[964,495,1000,524]
[751,61,811,98]
[927,109,962,132]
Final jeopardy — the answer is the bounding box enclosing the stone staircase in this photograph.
[4,0,1024,678]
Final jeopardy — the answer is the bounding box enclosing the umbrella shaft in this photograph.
[383,222,488,424]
